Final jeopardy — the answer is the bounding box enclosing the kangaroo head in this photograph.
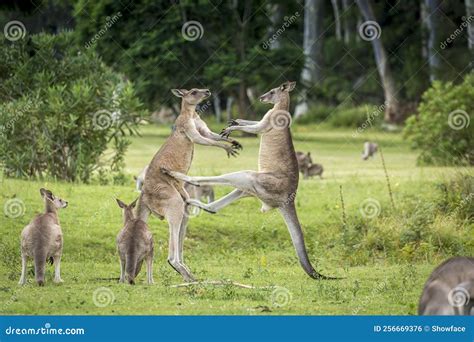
[116,198,138,222]
[171,88,211,105]
[40,188,68,210]
[259,81,296,104]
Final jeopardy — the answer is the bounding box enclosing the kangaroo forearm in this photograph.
[235,119,260,126]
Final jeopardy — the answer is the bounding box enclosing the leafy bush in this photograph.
[0,32,146,182]
[404,75,473,166]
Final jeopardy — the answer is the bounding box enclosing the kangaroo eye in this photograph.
[270,91,275,95]
[191,91,197,95]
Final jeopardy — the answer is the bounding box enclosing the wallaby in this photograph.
[362,141,378,160]
[19,188,68,286]
[116,199,154,285]
[303,163,324,179]
[136,165,214,203]
[296,151,313,174]
[162,81,331,280]
[419,256,474,315]
[136,88,241,282]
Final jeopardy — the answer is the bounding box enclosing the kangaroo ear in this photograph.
[116,199,126,209]
[171,89,188,98]
[280,81,296,92]
[130,198,138,208]
[40,188,53,200]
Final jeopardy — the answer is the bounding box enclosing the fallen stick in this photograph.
[170,280,274,290]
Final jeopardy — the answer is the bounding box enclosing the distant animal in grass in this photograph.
[303,163,324,179]
[116,198,154,285]
[19,188,68,286]
[362,142,378,160]
[418,256,474,315]
[296,151,313,172]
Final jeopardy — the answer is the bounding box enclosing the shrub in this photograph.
[0,32,146,182]
[404,75,473,166]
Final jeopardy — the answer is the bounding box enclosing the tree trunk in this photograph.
[424,0,441,82]
[466,0,474,50]
[420,1,428,59]
[226,96,234,122]
[213,94,222,123]
[331,0,342,41]
[342,0,351,44]
[267,3,283,50]
[295,0,324,118]
[356,0,401,123]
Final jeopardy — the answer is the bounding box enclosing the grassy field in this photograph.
[0,123,472,315]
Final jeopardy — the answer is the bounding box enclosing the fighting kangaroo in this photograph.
[162,81,330,280]
[137,88,241,282]
[116,198,154,285]
[419,256,474,315]
[19,188,68,286]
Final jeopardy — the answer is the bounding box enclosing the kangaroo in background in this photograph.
[136,88,241,282]
[303,163,324,179]
[419,256,474,315]
[116,198,154,285]
[19,188,68,286]
[163,81,331,280]
[296,151,312,173]
[362,141,378,160]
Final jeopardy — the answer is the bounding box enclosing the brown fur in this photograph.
[419,256,474,315]
[116,199,154,285]
[19,188,68,286]
[164,81,332,280]
[303,163,324,179]
[136,88,241,282]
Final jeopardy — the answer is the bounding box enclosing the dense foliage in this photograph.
[404,74,473,166]
[0,32,146,181]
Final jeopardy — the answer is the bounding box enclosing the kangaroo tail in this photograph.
[125,253,137,285]
[34,251,47,286]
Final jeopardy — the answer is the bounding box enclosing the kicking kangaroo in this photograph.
[19,188,68,286]
[419,256,474,315]
[362,141,378,160]
[116,199,154,285]
[136,88,242,282]
[163,81,331,280]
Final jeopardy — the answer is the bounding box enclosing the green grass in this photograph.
[0,123,472,315]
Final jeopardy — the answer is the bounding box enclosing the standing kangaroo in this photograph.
[116,199,154,285]
[163,81,330,279]
[19,188,68,286]
[419,256,474,315]
[137,88,241,282]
